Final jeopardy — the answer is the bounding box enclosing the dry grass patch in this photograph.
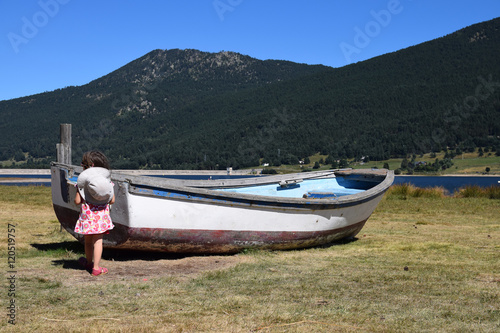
[455,184,500,199]
[1,185,499,332]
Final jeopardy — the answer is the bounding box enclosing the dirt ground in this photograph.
[21,247,251,287]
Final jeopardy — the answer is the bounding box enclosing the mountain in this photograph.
[1,18,499,169]
[0,49,327,168]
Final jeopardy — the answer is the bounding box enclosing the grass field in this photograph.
[265,150,500,175]
[1,185,499,332]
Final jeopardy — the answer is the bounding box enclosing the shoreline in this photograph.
[0,169,51,175]
[0,169,498,177]
[0,168,258,176]
[394,173,500,177]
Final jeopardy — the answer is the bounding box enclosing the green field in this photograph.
[267,149,500,175]
[1,186,499,332]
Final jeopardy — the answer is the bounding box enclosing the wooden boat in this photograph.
[51,162,394,254]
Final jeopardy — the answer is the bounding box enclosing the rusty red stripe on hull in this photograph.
[54,204,367,254]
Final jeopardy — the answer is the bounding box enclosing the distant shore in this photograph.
[0,169,51,175]
[0,168,258,176]
[394,173,499,177]
[0,168,498,176]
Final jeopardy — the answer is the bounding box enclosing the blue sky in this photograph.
[1,0,499,101]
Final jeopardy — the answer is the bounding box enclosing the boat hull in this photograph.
[51,164,393,253]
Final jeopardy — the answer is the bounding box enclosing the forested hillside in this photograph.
[1,18,499,169]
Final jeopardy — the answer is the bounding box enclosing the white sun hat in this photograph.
[76,167,114,205]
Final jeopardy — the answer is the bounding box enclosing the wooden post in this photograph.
[57,124,72,164]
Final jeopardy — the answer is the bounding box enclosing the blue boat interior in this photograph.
[214,177,367,198]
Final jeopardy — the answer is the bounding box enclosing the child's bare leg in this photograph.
[92,234,104,269]
[84,235,93,264]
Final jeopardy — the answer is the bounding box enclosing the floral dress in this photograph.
[74,202,114,235]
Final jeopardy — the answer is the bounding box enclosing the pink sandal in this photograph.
[92,267,108,276]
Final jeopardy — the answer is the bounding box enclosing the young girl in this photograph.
[74,151,115,276]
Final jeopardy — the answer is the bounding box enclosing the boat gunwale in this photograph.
[51,163,394,208]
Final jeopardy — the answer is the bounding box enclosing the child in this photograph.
[80,150,110,170]
[74,151,115,276]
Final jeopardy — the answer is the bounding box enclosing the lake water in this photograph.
[393,176,500,194]
[0,173,499,194]
[0,174,51,187]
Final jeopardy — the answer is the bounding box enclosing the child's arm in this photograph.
[109,194,115,205]
[74,191,82,205]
